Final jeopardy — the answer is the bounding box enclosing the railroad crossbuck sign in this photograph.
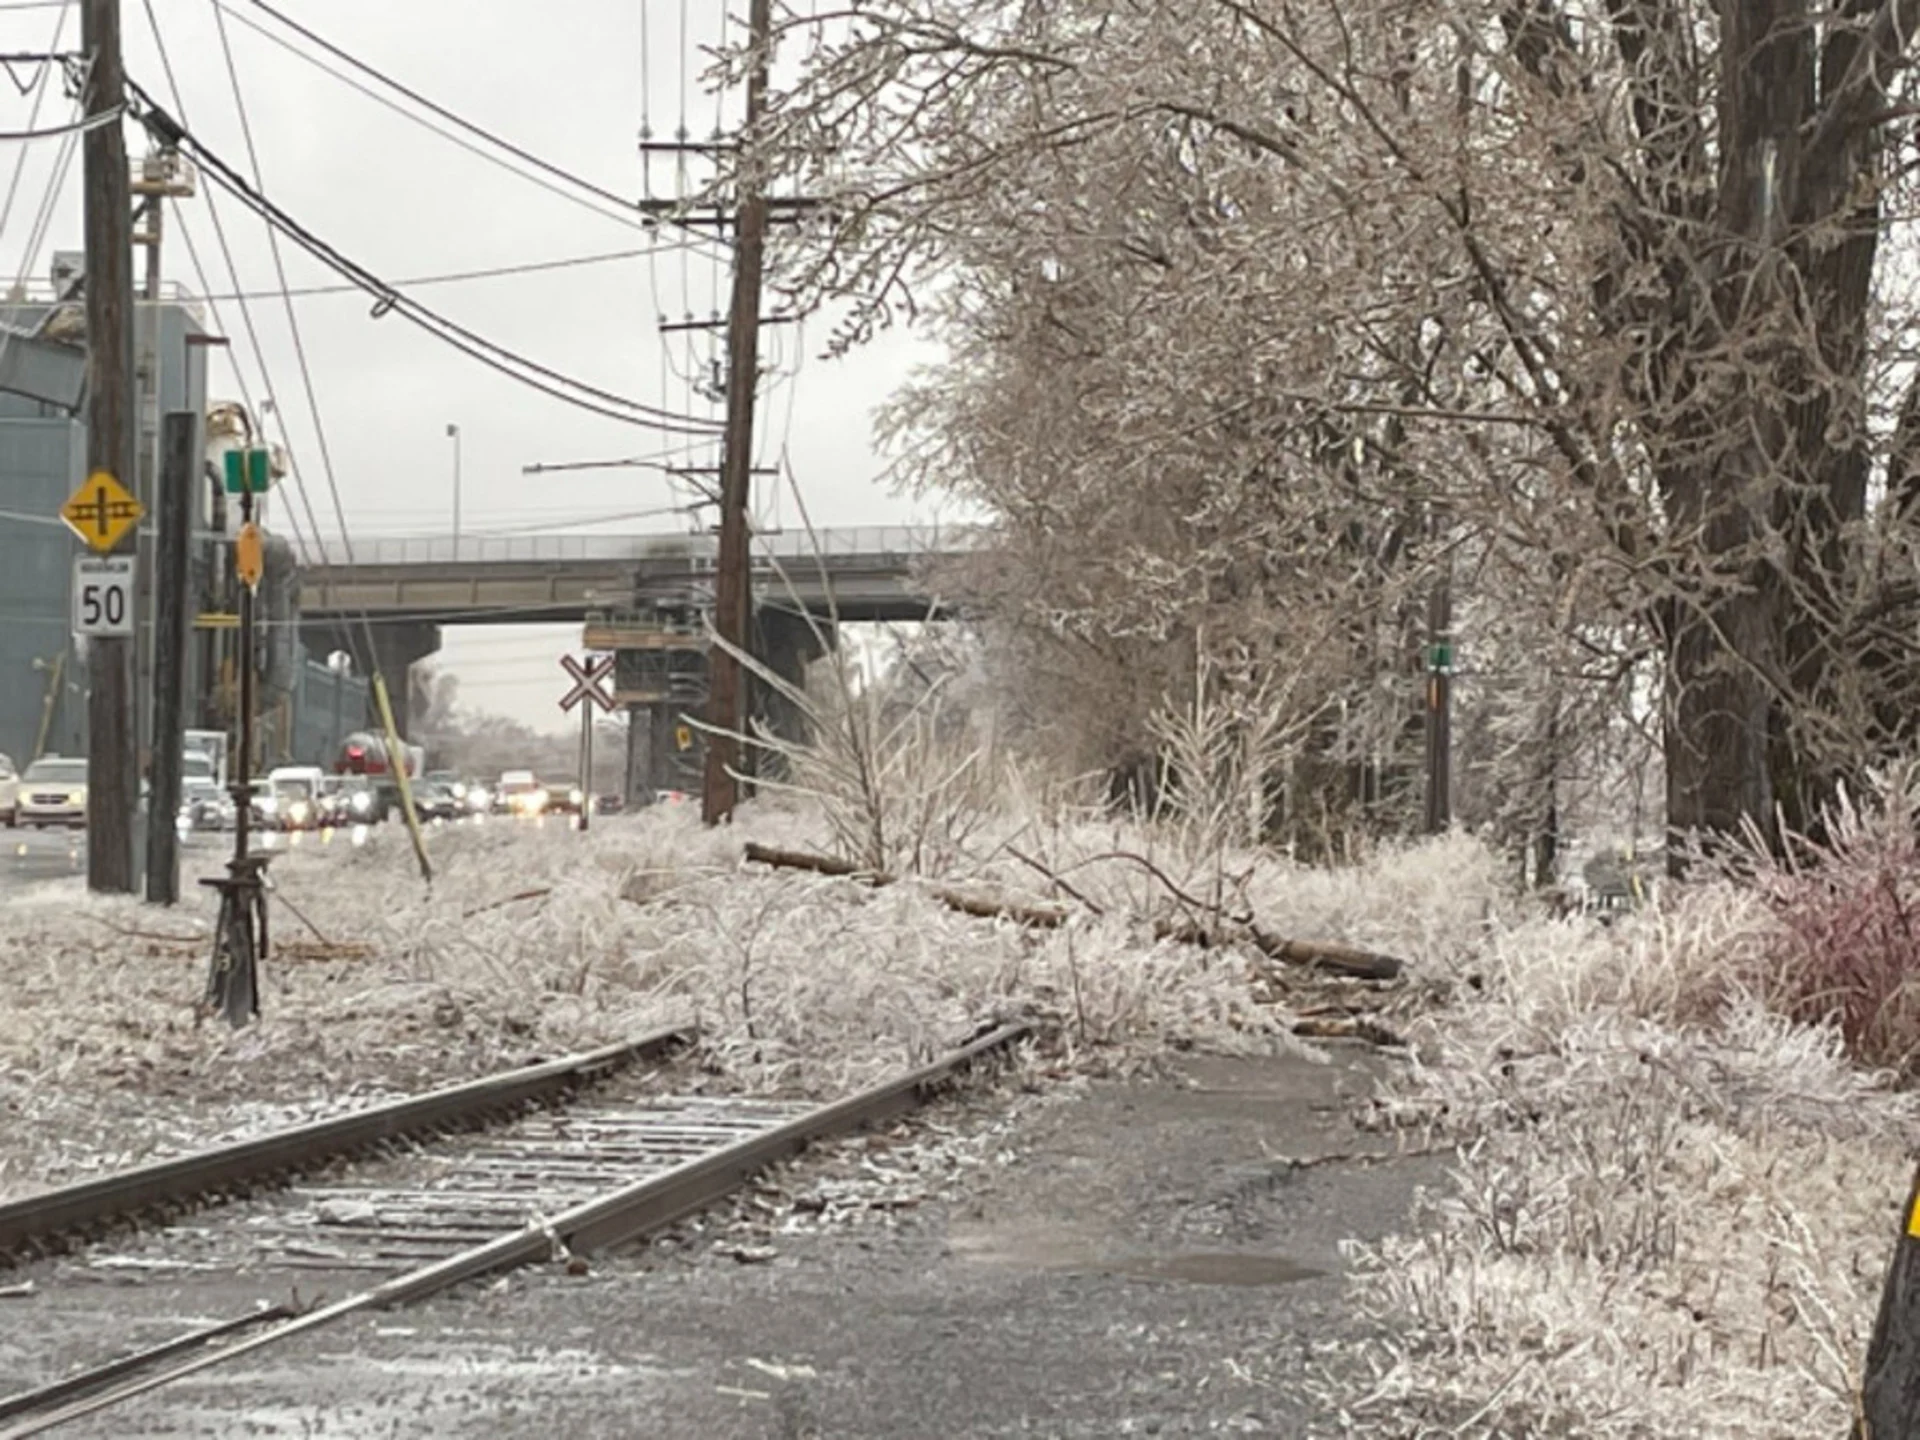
[60,470,144,553]
[559,653,616,714]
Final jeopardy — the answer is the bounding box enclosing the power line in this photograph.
[211,1,722,258]
[0,103,121,140]
[207,0,367,591]
[231,0,727,256]
[128,79,729,437]
[148,245,659,303]
[139,0,322,573]
[0,0,75,316]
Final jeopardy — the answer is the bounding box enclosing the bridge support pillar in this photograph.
[752,608,834,774]
[627,701,702,802]
[303,620,440,739]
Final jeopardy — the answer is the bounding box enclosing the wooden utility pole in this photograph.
[701,0,773,826]
[82,0,137,893]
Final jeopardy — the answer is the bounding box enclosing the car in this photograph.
[495,770,547,817]
[319,775,383,826]
[424,770,473,806]
[266,765,327,830]
[0,752,17,827]
[411,780,463,822]
[545,784,587,817]
[181,749,219,790]
[243,777,281,830]
[19,756,87,828]
[180,778,233,831]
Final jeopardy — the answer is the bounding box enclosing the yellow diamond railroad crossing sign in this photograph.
[60,471,143,554]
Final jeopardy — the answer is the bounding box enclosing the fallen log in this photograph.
[741,841,1070,929]
[741,842,1403,981]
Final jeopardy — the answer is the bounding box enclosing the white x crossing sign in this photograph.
[558,653,616,713]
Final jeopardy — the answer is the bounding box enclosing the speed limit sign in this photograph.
[73,554,134,636]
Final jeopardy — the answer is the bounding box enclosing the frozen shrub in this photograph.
[1720,768,1920,1076]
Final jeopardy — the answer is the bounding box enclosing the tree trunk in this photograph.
[1663,579,1775,868]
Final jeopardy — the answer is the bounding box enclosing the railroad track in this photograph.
[0,1020,1030,1437]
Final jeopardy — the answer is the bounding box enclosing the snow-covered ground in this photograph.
[1337,882,1914,1437]
[3,797,1906,1435]
[0,801,1486,1200]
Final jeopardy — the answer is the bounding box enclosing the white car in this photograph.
[0,752,17,827]
[19,756,87,828]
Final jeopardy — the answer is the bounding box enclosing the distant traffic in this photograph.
[0,724,634,839]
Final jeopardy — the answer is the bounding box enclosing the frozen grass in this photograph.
[0,801,1507,1202]
[1337,872,1917,1437]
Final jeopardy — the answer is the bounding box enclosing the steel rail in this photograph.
[0,1020,1031,1438]
[0,1305,295,1422]
[0,1025,690,1259]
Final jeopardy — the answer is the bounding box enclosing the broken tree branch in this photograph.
[741,842,1404,980]
[742,841,1071,927]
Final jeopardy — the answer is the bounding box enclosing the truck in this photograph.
[334,731,424,778]
[184,729,229,788]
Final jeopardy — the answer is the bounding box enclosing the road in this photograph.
[0,824,226,889]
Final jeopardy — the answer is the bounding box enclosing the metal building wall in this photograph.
[288,655,369,768]
[0,416,87,765]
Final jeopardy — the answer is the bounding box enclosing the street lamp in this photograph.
[446,422,462,558]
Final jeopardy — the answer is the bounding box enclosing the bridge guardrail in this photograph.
[322,525,987,570]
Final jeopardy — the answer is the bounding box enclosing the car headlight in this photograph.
[289,801,310,822]
[350,792,372,813]
[72,786,86,805]
[569,788,583,805]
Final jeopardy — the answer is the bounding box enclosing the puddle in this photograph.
[1102,1251,1321,1287]
[950,1225,1321,1287]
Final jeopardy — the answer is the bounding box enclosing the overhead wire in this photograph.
[130,87,731,437]
[211,1,721,257]
[208,0,375,606]
[0,4,76,321]
[138,0,320,571]
[136,105,727,437]
[230,0,728,257]
[0,105,122,141]
[145,245,662,304]
[0,1,64,252]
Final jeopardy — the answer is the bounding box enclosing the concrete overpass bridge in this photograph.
[296,525,980,770]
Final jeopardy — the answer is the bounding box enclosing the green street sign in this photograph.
[1427,642,1454,673]
[222,447,273,495]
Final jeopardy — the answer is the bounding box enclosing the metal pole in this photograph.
[1423,565,1453,835]
[233,488,254,864]
[702,0,772,826]
[447,422,461,558]
[83,0,137,894]
[580,700,592,834]
[144,412,194,904]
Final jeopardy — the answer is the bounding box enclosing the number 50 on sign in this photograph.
[73,555,134,636]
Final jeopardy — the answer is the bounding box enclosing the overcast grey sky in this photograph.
[0,0,943,730]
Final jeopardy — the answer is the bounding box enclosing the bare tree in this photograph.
[727,0,1920,862]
